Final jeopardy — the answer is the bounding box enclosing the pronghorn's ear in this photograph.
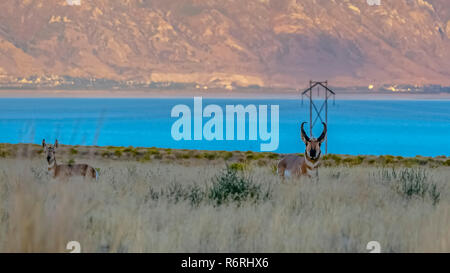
[42,139,46,148]
[54,139,59,148]
[318,122,327,144]
[301,122,310,144]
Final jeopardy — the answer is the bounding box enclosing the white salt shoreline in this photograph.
[0,89,449,100]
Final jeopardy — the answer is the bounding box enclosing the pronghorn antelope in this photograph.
[277,122,327,179]
[42,139,98,180]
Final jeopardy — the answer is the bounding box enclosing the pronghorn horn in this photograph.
[301,122,310,142]
[317,122,327,143]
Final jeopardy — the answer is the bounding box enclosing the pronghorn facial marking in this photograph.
[43,139,59,167]
[43,139,55,165]
[305,141,322,161]
[301,122,327,161]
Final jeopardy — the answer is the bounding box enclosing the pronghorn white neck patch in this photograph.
[47,160,56,169]
[305,157,320,168]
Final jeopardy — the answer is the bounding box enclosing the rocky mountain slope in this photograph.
[0,0,449,89]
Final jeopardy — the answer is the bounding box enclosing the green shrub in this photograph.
[229,162,246,171]
[167,183,190,203]
[403,158,419,167]
[343,156,365,166]
[342,157,355,165]
[399,169,429,199]
[123,146,139,156]
[328,154,341,165]
[208,166,271,206]
[244,151,255,160]
[69,148,78,155]
[147,148,160,155]
[380,155,395,165]
[428,184,441,206]
[418,159,428,166]
[140,153,151,162]
[377,168,441,205]
[0,150,9,158]
[271,164,278,175]
[172,152,191,159]
[243,152,264,160]
[203,152,216,160]
[114,149,123,157]
[221,151,234,161]
[246,154,255,160]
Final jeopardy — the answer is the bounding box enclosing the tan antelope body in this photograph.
[277,122,327,179]
[43,139,97,180]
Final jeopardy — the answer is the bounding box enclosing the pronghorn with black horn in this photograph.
[277,122,327,179]
[42,139,98,180]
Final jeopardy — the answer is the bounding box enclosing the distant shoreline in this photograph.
[0,89,450,100]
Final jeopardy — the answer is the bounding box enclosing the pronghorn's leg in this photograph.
[277,160,286,178]
[314,169,319,183]
[84,166,97,180]
[277,166,285,178]
[305,169,319,183]
[90,167,98,180]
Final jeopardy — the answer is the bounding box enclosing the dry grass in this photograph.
[0,146,449,253]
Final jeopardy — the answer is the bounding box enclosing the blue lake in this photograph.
[0,98,449,157]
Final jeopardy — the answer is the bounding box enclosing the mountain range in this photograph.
[0,0,449,90]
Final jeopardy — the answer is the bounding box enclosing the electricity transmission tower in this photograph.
[301,81,336,154]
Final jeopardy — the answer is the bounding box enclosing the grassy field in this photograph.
[0,143,448,252]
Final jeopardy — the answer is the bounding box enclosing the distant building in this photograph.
[66,0,81,6]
